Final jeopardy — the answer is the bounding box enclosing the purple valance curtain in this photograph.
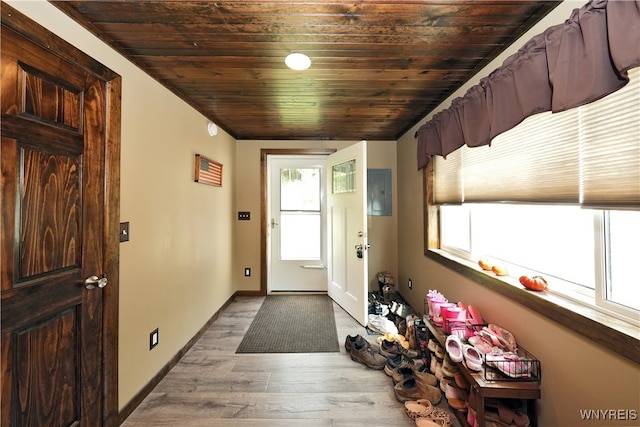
[416,0,640,170]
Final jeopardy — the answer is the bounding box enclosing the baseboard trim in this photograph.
[235,289,264,297]
[117,292,239,425]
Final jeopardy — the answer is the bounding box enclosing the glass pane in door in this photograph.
[280,168,320,211]
[279,167,322,260]
[280,212,321,260]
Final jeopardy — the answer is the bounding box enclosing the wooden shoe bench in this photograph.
[424,319,541,427]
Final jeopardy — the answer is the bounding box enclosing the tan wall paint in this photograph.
[6,0,237,410]
[397,2,640,426]
[234,139,398,292]
[366,140,398,291]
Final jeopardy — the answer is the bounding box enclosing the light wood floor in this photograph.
[121,295,462,427]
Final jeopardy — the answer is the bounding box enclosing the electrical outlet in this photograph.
[150,328,159,350]
[244,268,251,277]
[408,278,413,289]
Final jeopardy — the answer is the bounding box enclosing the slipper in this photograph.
[442,356,460,378]
[488,324,517,351]
[445,383,469,411]
[454,372,470,389]
[484,403,531,427]
[430,355,438,374]
[497,405,530,427]
[415,419,446,427]
[439,376,455,393]
[467,405,477,427]
[468,335,495,355]
[445,334,464,363]
[434,344,445,360]
[415,407,453,427]
[434,360,443,381]
[404,399,433,420]
[463,344,483,371]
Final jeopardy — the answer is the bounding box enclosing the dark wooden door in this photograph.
[1,22,109,427]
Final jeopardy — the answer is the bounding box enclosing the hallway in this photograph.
[120,296,438,426]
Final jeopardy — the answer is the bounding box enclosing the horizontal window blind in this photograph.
[581,73,640,207]
[433,148,462,204]
[434,67,639,208]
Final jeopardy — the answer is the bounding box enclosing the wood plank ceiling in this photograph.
[52,1,562,141]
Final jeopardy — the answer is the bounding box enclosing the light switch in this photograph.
[120,222,130,242]
[238,211,250,220]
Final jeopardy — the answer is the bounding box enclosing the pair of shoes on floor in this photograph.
[367,314,398,335]
[390,300,412,318]
[394,377,442,405]
[397,340,419,359]
[344,335,386,370]
[344,334,379,353]
[379,337,399,357]
[379,334,417,358]
[390,363,438,388]
[384,353,417,376]
[405,401,453,427]
[371,301,389,316]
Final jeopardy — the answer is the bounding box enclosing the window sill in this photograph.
[426,249,640,365]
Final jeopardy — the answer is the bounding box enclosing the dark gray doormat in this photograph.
[236,295,340,353]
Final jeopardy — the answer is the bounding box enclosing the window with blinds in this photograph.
[433,67,640,208]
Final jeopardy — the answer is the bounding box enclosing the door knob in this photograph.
[271,218,279,229]
[85,274,108,290]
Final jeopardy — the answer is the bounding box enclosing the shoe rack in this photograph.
[424,319,541,427]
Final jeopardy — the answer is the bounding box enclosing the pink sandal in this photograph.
[468,335,494,355]
[485,353,532,378]
[480,325,517,352]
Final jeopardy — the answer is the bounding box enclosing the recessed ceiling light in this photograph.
[285,53,311,71]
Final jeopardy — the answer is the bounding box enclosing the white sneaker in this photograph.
[367,314,399,335]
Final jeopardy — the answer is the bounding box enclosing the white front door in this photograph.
[327,141,369,326]
[268,156,328,292]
